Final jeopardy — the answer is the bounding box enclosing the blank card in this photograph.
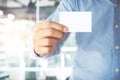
[59,12,92,32]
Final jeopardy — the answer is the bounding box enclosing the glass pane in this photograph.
[0,0,35,68]
[26,72,36,80]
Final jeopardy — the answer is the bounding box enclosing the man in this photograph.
[33,0,120,80]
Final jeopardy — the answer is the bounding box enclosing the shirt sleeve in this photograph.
[38,0,74,58]
[47,0,75,22]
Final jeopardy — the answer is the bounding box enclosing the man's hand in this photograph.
[33,21,68,56]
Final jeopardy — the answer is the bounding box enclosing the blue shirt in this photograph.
[46,0,120,80]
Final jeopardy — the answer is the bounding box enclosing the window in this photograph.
[0,0,76,80]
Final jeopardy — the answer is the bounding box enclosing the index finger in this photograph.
[36,21,69,33]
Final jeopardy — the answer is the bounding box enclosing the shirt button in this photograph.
[115,25,119,29]
[115,68,119,72]
[115,45,120,50]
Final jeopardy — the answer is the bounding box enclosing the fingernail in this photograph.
[63,27,69,32]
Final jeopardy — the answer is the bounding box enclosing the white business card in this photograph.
[59,12,92,32]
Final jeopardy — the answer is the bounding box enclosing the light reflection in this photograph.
[7,14,15,20]
[0,10,4,16]
[0,16,35,68]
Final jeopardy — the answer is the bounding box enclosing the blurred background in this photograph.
[0,0,77,80]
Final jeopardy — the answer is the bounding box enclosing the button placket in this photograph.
[113,0,120,78]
